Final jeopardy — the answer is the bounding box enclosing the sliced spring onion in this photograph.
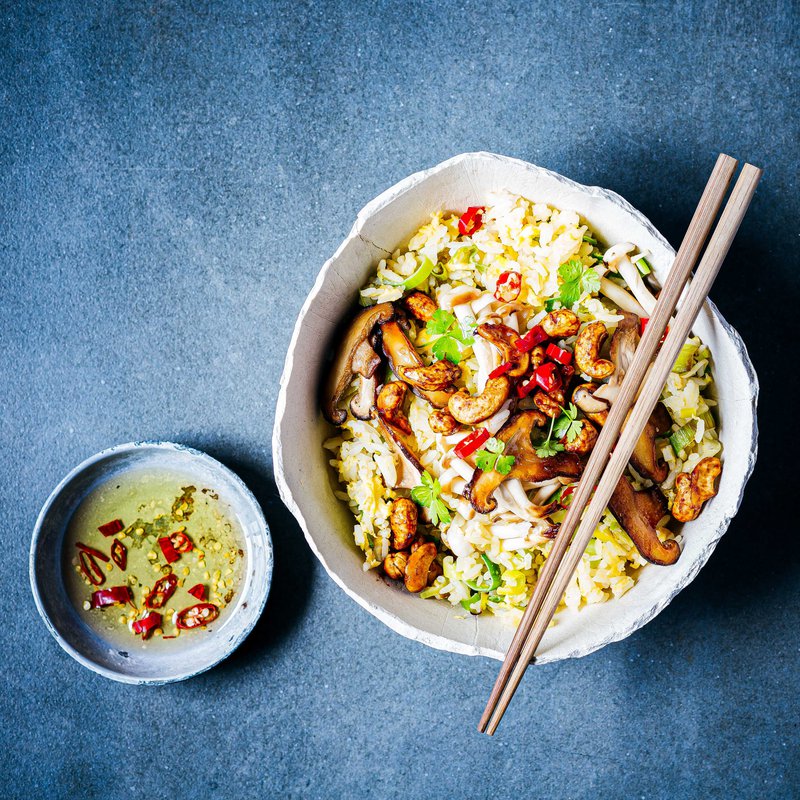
[466,553,502,593]
[582,234,598,245]
[700,410,715,429]
[672,342,699,373]
[419,585,440,600]
[635,256,652,275]
[669,421,697,455]
[460,592,481,612]
[385,256,436,289]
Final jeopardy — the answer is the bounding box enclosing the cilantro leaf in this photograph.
[411,471,451,526]
[535,440,565,458]
[495,454,516,475]
[426,309,456,336]
[559,260,583,284]
[557,259,601,308]
[553,403,582,443]
[582,267,600,294]
[484,437,504,454]
[431,498,451,526]
[475,451,497,472]
[432,335,462,364]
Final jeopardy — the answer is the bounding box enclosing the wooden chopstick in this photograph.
[480,156,762,735]
[477,153,738,734]
[482,162,762,734]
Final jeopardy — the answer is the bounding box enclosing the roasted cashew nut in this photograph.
[404,542,438,593]
[429,410,460,434]
[383,551,409,580]
[541,309,580,338]
[377,381,412,434]
[399,359,461,391]
[447,376,511,424]
[389,498,418,551]
[563,419,598,454]
[532,390,562,419]
[574,322,615,380]
[672,457,722,522]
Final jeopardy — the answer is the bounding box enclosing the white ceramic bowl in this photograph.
[274,152,758,664]
[30,441,273,684]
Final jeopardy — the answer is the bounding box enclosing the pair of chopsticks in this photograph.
[478,154,762,735]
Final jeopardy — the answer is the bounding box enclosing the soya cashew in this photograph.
[383,551,409,580]
[404,542,438,593]
[403,291,438,323]
[377,381,412,434]
[672,457,722,522]
[532,390,562,419]
[563,419,598,454]
[541,309,581,338]
[574,322,615,379]
[429,410,460,434]
[389,498,418,551]
[399,359,461,391]
[448,376,511,424]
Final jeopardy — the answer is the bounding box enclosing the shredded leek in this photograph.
[635,256,652,275]
[582,234,598,245]
[419,585,440,600]
[700,410,715,429]
[386,257,435,289]
[672,342,699,374]
[669,421,697,455]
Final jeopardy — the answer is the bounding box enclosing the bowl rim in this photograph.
[273,151,759,662]
[29,440,273,684]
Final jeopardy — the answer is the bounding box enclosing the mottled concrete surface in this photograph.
[1,1,798,798]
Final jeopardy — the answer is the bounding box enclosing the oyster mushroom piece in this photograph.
[609,474,679,565]
[476,323,530,377]
[380,320,453,408]
[448,376,511,425]
[466,411,585,514]
[322,302,395,424]
[630,402,671,482]
[399,359,462,391]
[375,412,423,490]
[572,383,609,426]
[349,375,378,420]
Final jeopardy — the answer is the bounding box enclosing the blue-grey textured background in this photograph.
[2,1,798,798]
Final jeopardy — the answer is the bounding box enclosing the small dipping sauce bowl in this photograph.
[30,442,272,684]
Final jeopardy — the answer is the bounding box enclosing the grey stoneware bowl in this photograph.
[30,441,273,684]
[273,152,758,664]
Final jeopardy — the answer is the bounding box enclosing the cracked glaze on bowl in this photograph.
[273,152,758,663]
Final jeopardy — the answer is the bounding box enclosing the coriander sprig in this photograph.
[425,309,475,365]
[410,471,452,526]
[535,416,565,458]
[558,259,600,308]
[475,437,515,475]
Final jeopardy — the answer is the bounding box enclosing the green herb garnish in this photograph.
[410,471,452,526]
[425,309,474,365]
[475,437,515,475]
[553,403,582,443]
[535,416,565,458]
[558,259,600,308]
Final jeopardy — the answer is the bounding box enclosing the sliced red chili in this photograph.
[145,573,178,609]
[559,485,576,508]
[132,611,162,640]
[91,585,132,609]
[488,361,514,379]
[534,362,562,393]
[110,539,127,571]
[76,542,109,562]
[98,519,124,537]
[454,428,490,459]
[78,551,106,586]
[158,536,181,564]
[494,271,521,302]
[458,206,485,237]
[176,603,220,630]
[188,583,207,601]
[515,325,548,353]
[516,376,537,399]
[545,342,573,365]
[168,530,194,553]
[640,317,669,341]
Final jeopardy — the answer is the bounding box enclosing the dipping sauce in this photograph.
[63,468,245,647]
